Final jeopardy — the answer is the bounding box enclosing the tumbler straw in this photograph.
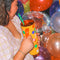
[18,13,24,25]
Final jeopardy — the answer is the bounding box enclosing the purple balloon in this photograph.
[39,47,51,59]
[53,0,59,2]
[34,55,45,60]
[34,47,51,60]
[49,1,60,17]
[50,12,60,33]
[16,1,24,17]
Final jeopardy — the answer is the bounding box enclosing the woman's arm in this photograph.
[14,51,25,60]
[14,35,34,60]
[6,21,21,40]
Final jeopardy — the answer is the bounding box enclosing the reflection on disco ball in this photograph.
[42,24,51,33]
[22,11,50,26]
[41,33,51,47]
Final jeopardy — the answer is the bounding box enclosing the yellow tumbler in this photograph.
[21,19,39,55]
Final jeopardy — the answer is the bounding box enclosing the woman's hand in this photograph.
[8,0,18,19]
[19,35,34,55]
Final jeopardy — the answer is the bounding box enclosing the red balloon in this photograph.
[30,0,53,11]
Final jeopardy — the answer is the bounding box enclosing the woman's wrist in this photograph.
[19,48,27,56]
[18,49,25,56]
[14,50,25,60]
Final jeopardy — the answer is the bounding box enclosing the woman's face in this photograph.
[9,0,18,19]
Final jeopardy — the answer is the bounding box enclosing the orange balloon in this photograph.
[47,33,60,58]
[51,55,60,60]
[30,0,53,11]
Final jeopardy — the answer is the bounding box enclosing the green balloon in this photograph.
[23,0,30,13]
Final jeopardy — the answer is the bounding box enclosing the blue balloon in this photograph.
[16,1,24,17]
[49,1,60,17]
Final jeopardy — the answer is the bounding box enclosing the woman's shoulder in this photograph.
[11,15,21,29]
[11,15,22,33]
[11,15,21,24]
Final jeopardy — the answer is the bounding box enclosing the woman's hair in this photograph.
[5,0,13,11]
[0,0,13,26]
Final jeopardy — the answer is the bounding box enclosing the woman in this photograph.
[0,0,34,60]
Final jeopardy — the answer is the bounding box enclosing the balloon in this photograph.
[23,0,30,13]
[51,56,60,60]
[50,12,60,33]
[49,1,60,17]
[34,47,51,60]
[47,33,60,57]
[16,1,24,17]
[53,0,59,2]
[19,0,28,4]
[19,0,30,13]
[42,25,51,33]
[34,55,45,60]
[39,47,51,59]
[30,0,53,11]
[41,33,51,47]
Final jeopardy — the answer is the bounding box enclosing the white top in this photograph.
[0,15,34,60]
